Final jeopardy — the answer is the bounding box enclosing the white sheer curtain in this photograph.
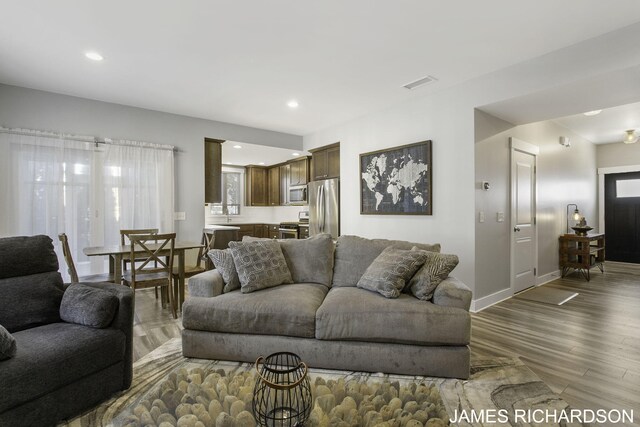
[0,127,175,279]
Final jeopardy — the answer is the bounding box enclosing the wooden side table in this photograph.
[559,233,605,281]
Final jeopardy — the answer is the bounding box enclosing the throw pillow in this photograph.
[0,324,16,360]
[59,284,118,328]
[208,249,241,293]
[228,240,293,293]
[356,247,427,298]
[407,247,459,301]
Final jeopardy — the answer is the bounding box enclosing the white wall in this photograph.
[0,84,303,241]
[597,143,640,169]
[475,112,598,302]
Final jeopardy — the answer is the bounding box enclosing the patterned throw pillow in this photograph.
[208,249,241,293]
[356,247,427,298]
[228,240,293,293]
[407,247,459,301]
[0,324,16,361]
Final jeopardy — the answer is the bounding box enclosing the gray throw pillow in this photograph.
[59,284,118,328]
[407,247,459,300]
[243,234,335,287]
[0,324,16,360]
[229,240,293,293]
[208,249,241,293]
[356,247,427,298]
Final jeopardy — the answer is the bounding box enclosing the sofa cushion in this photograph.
[332,235,441,287]
[0,323,126,413]
[244,234,335,287]
[0,324,16,360]
[208,249,241,293]
[406,248,459,301]
[0,271,64,333]
[316,287,470,346]
[0,235,59,280]
[356,247,427,298]
[229,240,293,293]
[182,283,329,338]
[59,284,119,328]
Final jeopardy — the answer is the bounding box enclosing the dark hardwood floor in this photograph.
[134,264,640,422]
[471,262,640,424]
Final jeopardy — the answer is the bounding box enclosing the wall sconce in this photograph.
[559,136,571,148]
[566,204,581,234]
[623,129,638,144]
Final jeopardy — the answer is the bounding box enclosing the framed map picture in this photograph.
[360,140,432,215]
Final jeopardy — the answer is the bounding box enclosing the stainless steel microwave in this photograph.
[289,185,307,205]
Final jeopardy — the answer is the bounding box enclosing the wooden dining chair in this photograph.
[58,233,115,284]
[120,228,160,296]
[172,232,208,290]
[122,233,177,319]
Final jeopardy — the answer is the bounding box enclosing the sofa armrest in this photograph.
[188,269,224,298]
[77,282,134,389]
[432,276,472,311]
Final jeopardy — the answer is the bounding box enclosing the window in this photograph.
[616,179,640,198]
[210,172,241,215]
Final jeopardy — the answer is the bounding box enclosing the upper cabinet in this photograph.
[204,138,224,203]
[279,163,290,205]
[245,166,267,206]
[289,157,309,186]
[267,166,280,206]
[310,142,340,181]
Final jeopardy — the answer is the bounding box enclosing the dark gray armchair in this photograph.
[0,235,134,427]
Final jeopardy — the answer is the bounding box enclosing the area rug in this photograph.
[60,339,583,427]
[514,286,578,306]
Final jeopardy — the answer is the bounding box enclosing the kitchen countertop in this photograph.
[204,224,241,231]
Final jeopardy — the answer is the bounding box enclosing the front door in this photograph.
[510,138,537,293]
[605,171,640,263]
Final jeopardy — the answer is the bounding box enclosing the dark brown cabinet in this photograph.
[204,138,223,203]
[310,143,340,181]
[267,166,280,206]
[237,224,256,240]
[289,158,309,186]
[279,164,290,205]
[268,224,279,239]
[245,166,267,206]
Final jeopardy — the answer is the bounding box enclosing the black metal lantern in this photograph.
[252,352,312,427]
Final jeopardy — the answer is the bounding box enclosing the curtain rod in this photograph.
[0,127,176,151]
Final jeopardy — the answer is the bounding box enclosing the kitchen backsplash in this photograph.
[204,204,307,225]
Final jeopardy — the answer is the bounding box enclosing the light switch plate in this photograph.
[497,212,505,222]
[479,211,485,223]
[174,212,186,221]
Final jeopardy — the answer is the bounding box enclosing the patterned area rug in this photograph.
[60,339,583,427]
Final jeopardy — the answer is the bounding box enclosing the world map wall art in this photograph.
[360,140,432,215]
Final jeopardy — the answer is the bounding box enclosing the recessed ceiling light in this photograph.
[259,162,265,165]
[85,51,104,61]
[287,100,299,109]
[402,75,437,90]
[233,145,242,149]
[583,110,602,116]
[292,152,300,156]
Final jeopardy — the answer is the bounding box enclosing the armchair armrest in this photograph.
[188,269,224,298]
[77,282,134,389]
[432,276,472,311]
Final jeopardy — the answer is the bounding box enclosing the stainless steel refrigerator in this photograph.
[308,178,340,239]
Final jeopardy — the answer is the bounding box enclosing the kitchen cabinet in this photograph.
[268,224,279,239]
[204,138,223,203]
[245,166,267,206]
[279,164,290,205]
[267,166,280,206]
[289,157,309,186]
[299,226,309,239]
[310,143,340,181]
[237,224,256,240]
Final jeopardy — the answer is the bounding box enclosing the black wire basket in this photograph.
[252,352,312,427]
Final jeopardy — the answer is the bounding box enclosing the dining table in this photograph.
[83,240,204,311]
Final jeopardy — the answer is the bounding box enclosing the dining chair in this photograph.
[120,228,160,296]
[122,233,177,319]
[172,232,208,290]
[58,233,115,283]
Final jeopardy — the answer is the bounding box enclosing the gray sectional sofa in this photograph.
[0,235,134,427]
[182,235,472,379]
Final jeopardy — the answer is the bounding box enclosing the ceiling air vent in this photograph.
[402,75,438,90]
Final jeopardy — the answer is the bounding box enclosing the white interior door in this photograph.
[510,138,538,294]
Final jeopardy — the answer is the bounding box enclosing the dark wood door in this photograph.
[279,164,289,205]
[267,166,280,206]
[605,171,640,263]
[245,167,267,206]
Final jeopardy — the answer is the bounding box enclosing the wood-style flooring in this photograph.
[133,264,640,423]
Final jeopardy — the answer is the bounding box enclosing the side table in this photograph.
[559,233,605,281]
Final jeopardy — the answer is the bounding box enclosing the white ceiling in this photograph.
[2,1,640,135]
[553,102,640,145]
[222,140,309,166]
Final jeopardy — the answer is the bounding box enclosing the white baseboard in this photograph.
[470,287,513,313]
[536,269,561,286]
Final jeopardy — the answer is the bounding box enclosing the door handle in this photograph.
[514,226,521,232]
